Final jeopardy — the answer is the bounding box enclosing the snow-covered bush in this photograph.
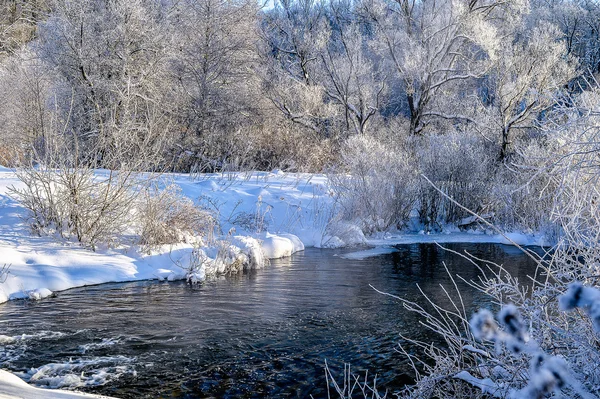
[330,134,418,234]
[487,138,560,237]
[388,247,600,399]
[415,130,495,230]
[228,195,273,234]
[393,99,600,395]
[137,184,217,249]
[384,90,600,394]
[461,304,595,399]
[10,165,142,250]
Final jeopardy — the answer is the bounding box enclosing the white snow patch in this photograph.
[259,232,304,259]
[0,369,118,398]
[321,222,366,248]
[367,231,543,247]
[27,288,53,300]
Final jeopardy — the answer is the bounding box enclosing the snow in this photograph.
[0,169,323,303]
[0,369,118,398]
[560,283,600,332]
[259,232,305,259]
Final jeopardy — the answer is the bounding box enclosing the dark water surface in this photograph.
[0,243,541,398]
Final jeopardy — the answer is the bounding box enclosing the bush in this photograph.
[392,89,600,398]
[137,183,217,248]
[414,130,495,230]
[330,133,418,234]
[10,165,141,250]
[489,140,559,236]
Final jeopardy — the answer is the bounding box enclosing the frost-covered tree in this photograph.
[261,0,334,136]
[36,0,173,168]
[169,0,262,168]
[363,0,513,135]
[317,0,386,136]
[489,21,576,160]
[0,0,46,57]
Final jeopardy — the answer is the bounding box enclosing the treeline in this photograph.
[0,0,597,172]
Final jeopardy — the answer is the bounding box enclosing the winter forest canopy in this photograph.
[0,0,593,166]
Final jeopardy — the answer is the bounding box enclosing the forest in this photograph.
[2,0,600,398]
[1,0,600,234]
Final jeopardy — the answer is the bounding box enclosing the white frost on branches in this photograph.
[461,304,597,399]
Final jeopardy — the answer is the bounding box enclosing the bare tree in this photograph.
[490,21,575,161]
[0,0,47,58]
[317,0,386,136]
[169,0,262,168]
[362,0,527,135]
[36,0,174,168]
[261,0,335,136]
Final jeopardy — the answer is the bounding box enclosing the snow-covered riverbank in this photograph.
[0,167,544,305]
[0,167,548,398]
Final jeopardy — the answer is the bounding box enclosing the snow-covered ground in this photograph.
[0,168,333,304]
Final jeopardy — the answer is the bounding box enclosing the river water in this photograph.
[0,243,540,398]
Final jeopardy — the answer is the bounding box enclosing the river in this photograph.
[0,243,540,398]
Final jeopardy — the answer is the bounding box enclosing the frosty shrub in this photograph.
[486,136,561,237]
[9,121,166,250]
[391,105,600,397]
[384,245,600,399]
[137,183,217,249]
[11,164,142,250]
[461,303,595,399]
[185,236,266,283]
[415,130,495,230]
[330,134,418,234]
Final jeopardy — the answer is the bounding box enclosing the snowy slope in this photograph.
[0,169,337,305]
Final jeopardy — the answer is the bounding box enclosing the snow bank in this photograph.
[0,168,549,397]
[0,369,117,398]
[259,232,305,259]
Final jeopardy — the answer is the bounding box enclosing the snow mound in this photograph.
[321,222,366,248]
[259,232,304,259]
[9,288,53,301]
[28,288,53,300]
